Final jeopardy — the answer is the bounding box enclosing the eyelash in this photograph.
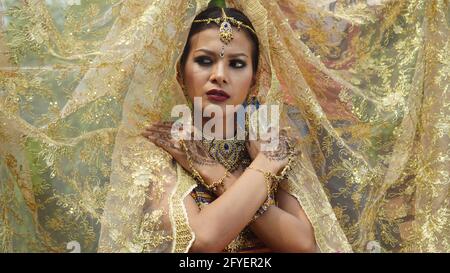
[194,56,246,69]
[230,60,246,68]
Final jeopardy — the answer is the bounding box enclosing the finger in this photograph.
[146,135,163,149]
[145,122,173,132]
[146,126,172,135]
[158,120,174,126]
[173,124,195,138]
[142,132,168,142]
[144,134,189,168]
[148,135,181,152]
[145,134,161,143]
[145,127,173,138]
[142,128,161,136]
[144,126,154,131]
[146,135,156,143]
[152,122,174,129]
[144,133,176,149]
[169,124,192,141]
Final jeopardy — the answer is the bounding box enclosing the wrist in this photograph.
[212,172,237,196]
[198,165,224,184]
[253,153,281,174]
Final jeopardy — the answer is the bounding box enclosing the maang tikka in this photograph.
[193,8,256,58]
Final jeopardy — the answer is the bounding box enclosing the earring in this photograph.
[246,93,257,106]
[246,95,252,106]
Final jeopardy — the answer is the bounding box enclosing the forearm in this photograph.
[188,155,275,252]
[249,205,317,252]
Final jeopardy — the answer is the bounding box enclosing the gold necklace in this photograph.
[201,137,250,173]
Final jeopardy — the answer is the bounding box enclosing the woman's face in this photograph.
[182,27,255,116]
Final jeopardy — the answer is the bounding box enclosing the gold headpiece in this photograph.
[193,8,256,45]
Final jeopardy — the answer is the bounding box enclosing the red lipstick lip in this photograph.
[206,89,230,102]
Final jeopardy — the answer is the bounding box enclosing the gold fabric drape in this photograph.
[0,0,448,252]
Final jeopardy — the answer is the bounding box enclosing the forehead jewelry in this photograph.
[218,9,233,45]
[220,45,225,58]
[193,8,256,58]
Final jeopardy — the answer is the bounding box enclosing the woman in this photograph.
[142,6,316,253]
[98,1,351,253]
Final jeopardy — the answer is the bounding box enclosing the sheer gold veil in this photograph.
[97,0,352,253]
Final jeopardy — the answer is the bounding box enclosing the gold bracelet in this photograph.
[246,166,279,224]
[179,139,206,184]
[247,138,299,224]
[278,139,298,179]
[205,170,229,192]
[249,192,277,224]
[247,166,273,195]
[247,166,280,196]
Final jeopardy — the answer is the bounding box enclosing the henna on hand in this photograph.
[261,130,291,161]
[144,123,182,151]
[184,141,217,167]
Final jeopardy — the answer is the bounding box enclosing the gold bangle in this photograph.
[246,166,279,225]
[246,166,273,196]
[278,139,298,179]
[249,192,277,224]
[247,138,299,225]
[205,170,229,192]
[246,166,274,176]
[179,139,206,184]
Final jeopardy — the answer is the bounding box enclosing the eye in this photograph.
[230,59,246,69]
[194,56,213,66]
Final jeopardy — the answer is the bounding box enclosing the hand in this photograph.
[246,129,295,174]
[141,121,187,168]
[142,122,228,189]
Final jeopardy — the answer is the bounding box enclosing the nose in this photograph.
[210,61,227,85]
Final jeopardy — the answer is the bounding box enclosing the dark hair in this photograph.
[179,7,259,74]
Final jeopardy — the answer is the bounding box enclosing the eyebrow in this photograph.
[194,48,248,58]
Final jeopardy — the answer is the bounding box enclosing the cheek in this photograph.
[184,66,208,98]
[232,70,254,103]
